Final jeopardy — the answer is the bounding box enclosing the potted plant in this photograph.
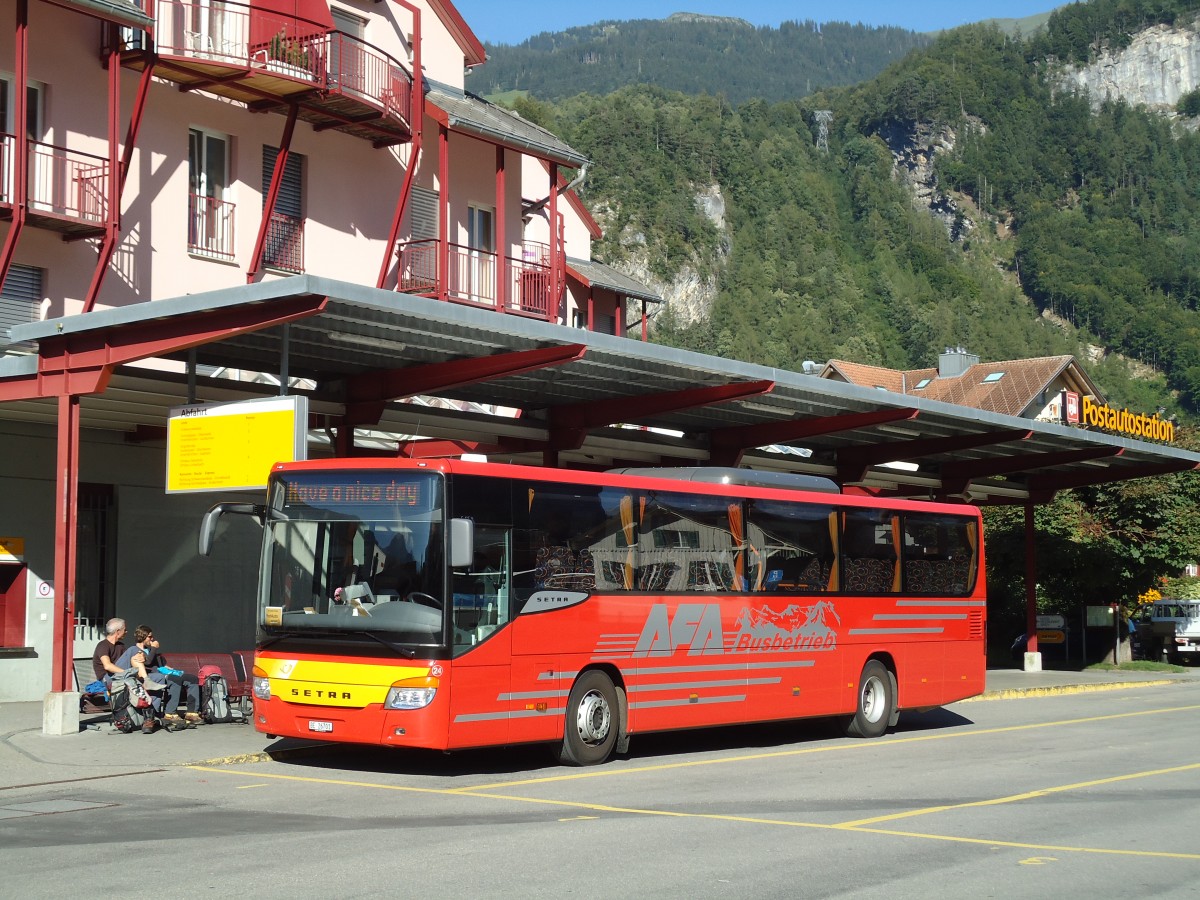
[268,29,310,70]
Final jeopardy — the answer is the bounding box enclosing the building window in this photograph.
[188,127,234,259]
[0,77,44,206]
[0,76,44,136]
[982,372,1005,384]
[462,203,494,301]
[262,145,304,273]
[913,378,932,390]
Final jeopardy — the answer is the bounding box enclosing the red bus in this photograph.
[202,459,986,765]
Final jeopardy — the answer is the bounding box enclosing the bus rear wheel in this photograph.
[843,660,894,739]
[560,670,619,766]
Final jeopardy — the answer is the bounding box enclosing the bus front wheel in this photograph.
[843,660,894,739]
[560,670,619,766]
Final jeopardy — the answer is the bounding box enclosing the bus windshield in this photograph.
[260,471,446,644]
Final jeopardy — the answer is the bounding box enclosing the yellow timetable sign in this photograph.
[166,396,308,493]
[0,536,24,562]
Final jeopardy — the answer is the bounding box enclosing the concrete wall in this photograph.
[0,421,260,701]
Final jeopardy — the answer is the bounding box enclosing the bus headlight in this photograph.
[384,676,439,710]
[252,667,271,701]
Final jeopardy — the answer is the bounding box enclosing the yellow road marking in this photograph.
[460,703,1200,792]
[838,761,1200,827]
[188,766,1200,861]
[186,699,1200,863]
[235,784,270,790]
[844,826,1200,861]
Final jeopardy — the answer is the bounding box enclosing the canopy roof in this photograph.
[4,276,1197,504]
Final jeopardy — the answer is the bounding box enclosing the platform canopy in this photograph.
[3,275,1198,505]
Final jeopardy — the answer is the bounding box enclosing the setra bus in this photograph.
[200,458,986,765]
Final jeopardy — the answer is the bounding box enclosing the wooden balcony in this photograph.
[0,134,109,239]
[117,1,413,146]
[396,239,557,320]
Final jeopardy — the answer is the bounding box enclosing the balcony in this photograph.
[117,1,413,146]
[0,134,109,238]
[188,192,236,259]
[396,239,557,320]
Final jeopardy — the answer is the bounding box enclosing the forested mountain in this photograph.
[477,15,931,105]
[508,0,1200,421]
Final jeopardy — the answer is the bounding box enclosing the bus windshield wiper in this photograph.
[361,630,417,658]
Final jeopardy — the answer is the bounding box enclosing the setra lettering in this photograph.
[290,687,352,700]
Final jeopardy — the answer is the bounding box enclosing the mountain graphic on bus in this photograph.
[733,600,840,652]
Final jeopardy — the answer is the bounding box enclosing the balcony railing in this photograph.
[396,239,556,319]
[263,211,304,273]
[0,134,108,226]
[122,1,413,134]
[188,193,236,260]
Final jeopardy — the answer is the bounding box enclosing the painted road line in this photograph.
[837,761,1200,827]
[459,703,1200,792]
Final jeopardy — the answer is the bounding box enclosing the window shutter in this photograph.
[262,146,303,217]
[0,264,43,333]
[410,186,439,241]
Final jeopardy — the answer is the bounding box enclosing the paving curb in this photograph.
[183,742,330,768]
[964,679,1178,702]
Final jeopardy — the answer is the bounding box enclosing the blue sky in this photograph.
[452,2,1061,46]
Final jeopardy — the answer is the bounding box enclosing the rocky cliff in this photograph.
[1061,14,1200,112]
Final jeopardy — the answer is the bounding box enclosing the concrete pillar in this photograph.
[43,691,81,735]
[1023,651,1043,673]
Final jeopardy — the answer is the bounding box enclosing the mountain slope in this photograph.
[477,16,931,106]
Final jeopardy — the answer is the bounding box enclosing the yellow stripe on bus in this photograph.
[257,657,430,684]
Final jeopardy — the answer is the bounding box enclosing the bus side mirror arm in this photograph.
[199,502,266,556]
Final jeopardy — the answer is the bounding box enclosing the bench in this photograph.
[74,650,255,713]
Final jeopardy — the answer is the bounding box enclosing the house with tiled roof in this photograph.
[820,348,1107,423]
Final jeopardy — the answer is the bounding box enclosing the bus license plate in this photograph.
[308,720,333,733]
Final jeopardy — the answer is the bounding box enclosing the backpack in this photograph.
[110,672,153,734]
[200,665,235,724]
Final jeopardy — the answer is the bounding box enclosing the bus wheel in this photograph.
[843,660,894,739]
[560,671,619,766]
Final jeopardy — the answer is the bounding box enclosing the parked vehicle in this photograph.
[1143,599,1200,663]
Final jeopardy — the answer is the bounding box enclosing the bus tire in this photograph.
[560,670,619,766]
[843,660,893,739]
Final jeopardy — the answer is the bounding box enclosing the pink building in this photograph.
[0,0,658,702]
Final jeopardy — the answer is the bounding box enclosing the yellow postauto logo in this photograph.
[257,658,430,707]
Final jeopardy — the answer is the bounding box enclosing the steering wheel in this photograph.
[405,591,442,609]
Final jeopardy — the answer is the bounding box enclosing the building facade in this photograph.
[0,0,658,699]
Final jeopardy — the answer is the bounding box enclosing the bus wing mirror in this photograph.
[199,502,265,556]
[449,517,474,569]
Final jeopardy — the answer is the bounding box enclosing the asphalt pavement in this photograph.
[1,665,1195,791]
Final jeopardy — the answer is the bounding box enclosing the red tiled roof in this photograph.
[823,355,1100,417]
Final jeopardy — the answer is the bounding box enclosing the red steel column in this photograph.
[1024,502,1039,657]
[548,162,558,321]
[495,145,507,312]
[82,27,123,313]
[247,104,299,282]
[52,393,81,693]
[438,124,449,301]
[376,0,423,289]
